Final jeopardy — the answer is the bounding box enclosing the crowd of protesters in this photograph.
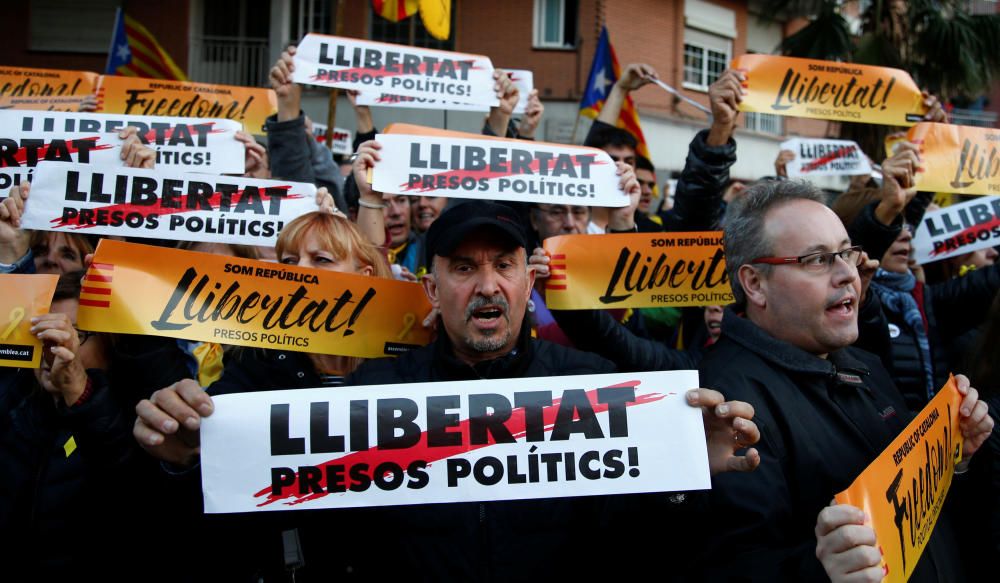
[1,36,999,583]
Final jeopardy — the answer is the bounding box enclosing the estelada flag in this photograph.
[105,7,187,80]
[373,0,418,22]
[578,26,650,159]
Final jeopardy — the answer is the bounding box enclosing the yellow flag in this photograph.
[420,0,451,41]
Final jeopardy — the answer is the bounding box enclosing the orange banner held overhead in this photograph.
[0,66,98,111]
[733,54,926,126]
[542,232,732,310]
[905,122,1000,196]
[835,377,964,583]
[0,274,59,368]
[77,240,432,358]
[96,76,277,134]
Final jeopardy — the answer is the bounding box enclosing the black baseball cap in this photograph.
[424,201,529,266]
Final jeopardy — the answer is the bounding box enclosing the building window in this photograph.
[682,28,731,92]
[29,0,118,53]
[744,112,784,135]
[533,0,577,49]
[369,6,454,50]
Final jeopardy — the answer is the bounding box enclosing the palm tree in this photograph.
[761,0,1000,160]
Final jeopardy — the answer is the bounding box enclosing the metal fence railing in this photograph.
[189,35,270,88]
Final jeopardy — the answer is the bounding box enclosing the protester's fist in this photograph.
[31,312,88,405]
[877,140,921,224]
[119,127,156,169]
[774,149,795,178]
[708,69,747,132]
[492,69,519,117]
[78,93,99,113]
[606,161,640,232]
[518,89,544,139]
[528,247,551,279]
[236,131,269,178]
[955,374,994,462]
[815,503,884,582]
[615,63,658,92]
[315,186,336,214]
[134,379,214,467]
[686,388,760,475]
[0,183,28,234]
[353,140,384,205]
[921,91,948,123]
[270,45,298,97]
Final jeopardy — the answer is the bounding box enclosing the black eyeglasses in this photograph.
[751,245,864,273]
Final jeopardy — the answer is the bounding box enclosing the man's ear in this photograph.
[526,263,536,296]
[739,265,767,309]
[421,272,440,310]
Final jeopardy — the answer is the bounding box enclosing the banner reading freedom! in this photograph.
[0,274,58,368]
[22,162,318,247]
[734,54,926,126]
[96,75,277,134]
[779,137,872,177]
[542,232,732,310]
[76,240,432,358]
[911,196,1000,264]
[371,124,627,206]
[907,122,1000,196]
[200,370,710,513]
[0,66,98,111]
[835,377,964,583]
[293,34,498,108]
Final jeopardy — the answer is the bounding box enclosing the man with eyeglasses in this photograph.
[694,180,993,581]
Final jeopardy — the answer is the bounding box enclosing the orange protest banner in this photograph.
[95,75,277,134]
[733,54,926,126]
[905,122,1000,196]
[0,274,59,368]
[0,66,98,111]
[835,377,964,583]
[541,232,732,310]
[77,240,432,358]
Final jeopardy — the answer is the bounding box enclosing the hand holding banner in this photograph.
[356,69,533,114]
[834,377,964,583]
[911,196,1000,264]
[293,34,499,107]
[371,124,627,206]
[779,138,872,177]
[96,75,277,135]
[200,370,710,513]
[22,162,318,246]
[542,232,732,310]
[733,54,926,126]
[0,274,58,368]
[76,240,432,358]
[906,122,1000,196]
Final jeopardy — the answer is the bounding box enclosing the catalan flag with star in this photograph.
[579,26,649,159]
[105,7,187,80]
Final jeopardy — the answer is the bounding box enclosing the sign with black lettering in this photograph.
[911,196,1000,264]
[780,137,872,177]
[199,370,709,513]
[310,123,353,155]
[22,161,317,246]
[0,110,244,197]
[371,124,626,206]
[356,69,533,114]
[293,34,498,107]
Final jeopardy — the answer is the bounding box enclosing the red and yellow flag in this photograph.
[373,0,419,22]
[106,8,187,80]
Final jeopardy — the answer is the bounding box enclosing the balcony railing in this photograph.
[950,108,998,128]
[189,35,270,88]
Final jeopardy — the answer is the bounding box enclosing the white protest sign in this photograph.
[22,161,318,246]
[294,34,498,107]
[356,69,533,114]
[780,137,872,177]
[0,110,244,196]
[310,123,353,155]
[200,370,709,514]
[371,124,627,207]
[912,196,1000,264]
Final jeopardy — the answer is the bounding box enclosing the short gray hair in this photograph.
[724,180,827,305]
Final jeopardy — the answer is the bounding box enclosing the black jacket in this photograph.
[696,309,965,582]
[264,112,348,213]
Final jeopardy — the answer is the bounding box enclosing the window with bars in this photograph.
[682,28,731,92]
[744,112,784,135]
